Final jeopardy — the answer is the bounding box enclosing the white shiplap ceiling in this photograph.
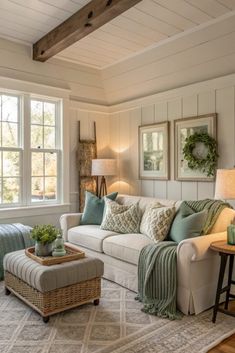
[0,0,235,69]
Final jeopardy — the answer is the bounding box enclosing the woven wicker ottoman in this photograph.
[3,250,104,322]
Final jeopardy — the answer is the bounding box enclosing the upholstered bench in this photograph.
[3,250,104,322]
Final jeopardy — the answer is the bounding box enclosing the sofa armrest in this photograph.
[177,231,227,262]
[60,213,83,241]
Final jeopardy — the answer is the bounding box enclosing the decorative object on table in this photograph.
[227,223,235,245]
[210,240,235,323]
[52,233,66,257]
[174,113,217,181]
[25,243,85,265]
[91,159,117,197]
[139,121,169,180]
[81,191,118,225]
[214,169,235,244]
[77,121,97,212]
[30,224,59,256]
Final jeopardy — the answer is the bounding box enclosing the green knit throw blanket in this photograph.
[136,241,181,320]
[0,223,34,280]
[185,198,231,234]
[137,199,231,319]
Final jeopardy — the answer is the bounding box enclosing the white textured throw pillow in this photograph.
[140,202,176,242]
[100,198,141,234]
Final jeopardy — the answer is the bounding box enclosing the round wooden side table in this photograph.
[210,240,235,323]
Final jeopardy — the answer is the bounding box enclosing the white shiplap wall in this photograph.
[108,74,235,202]
[69,102,110,213]
[0,38,106,104]
[0,37,108,225]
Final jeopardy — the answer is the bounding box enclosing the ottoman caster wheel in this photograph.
[5,287,11,296]
[42,316,50,323]
[94,299,99,306]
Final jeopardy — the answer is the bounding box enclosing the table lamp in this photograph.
[215,169,235,244]
[92,159,117,197]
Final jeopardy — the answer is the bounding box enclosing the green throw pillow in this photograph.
[81,191,118,225]
[168,203,208,244]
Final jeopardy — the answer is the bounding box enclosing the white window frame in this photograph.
[0,92,23,208]
[29,96,62,206]
[0,89,64,209]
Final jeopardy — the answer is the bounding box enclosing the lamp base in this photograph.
[98,176,107,198]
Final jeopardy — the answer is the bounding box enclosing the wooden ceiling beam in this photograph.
[33,0,142,62]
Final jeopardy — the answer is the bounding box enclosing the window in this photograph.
[0,91,62,208]
[0,94,21,205]
[30,100,59,203]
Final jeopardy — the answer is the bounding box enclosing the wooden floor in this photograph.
[209,301,235,353]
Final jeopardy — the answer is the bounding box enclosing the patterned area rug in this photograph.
[0,279,235,353]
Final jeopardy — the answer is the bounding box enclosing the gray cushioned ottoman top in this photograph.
[3,250,104,293]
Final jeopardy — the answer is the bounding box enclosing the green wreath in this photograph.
[183,132,218,177]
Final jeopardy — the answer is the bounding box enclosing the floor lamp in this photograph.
[91,159,117,198]
[214,169,235,201]
[214,168,235,242]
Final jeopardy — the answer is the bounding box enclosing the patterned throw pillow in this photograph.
[100,198,141,234]
[140,202,176,242]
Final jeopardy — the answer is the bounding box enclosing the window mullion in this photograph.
[0,97,2,204]
[57,150,61,204]
[1,151,2,204]
[23,94,31,206]
[0,95,2,149]
[43,152,45,202]
[56,101,62,203]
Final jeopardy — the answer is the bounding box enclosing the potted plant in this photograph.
[31,224,60,256]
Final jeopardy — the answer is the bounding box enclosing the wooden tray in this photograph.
[25,243,85,266]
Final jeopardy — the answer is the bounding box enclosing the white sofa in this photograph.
[60,194,235,315]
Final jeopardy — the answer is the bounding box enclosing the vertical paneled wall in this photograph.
[69,104,110,212]
[108,81,235,201]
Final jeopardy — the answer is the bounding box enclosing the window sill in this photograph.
[0,203,71,220]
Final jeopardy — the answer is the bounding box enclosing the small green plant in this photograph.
[30,224,60,245]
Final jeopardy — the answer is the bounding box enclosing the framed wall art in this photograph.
[139,121,169,180]
[174,113,217,181]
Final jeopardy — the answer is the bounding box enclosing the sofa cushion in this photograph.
[81,191,118,225]
[140,203,176,242]
[116,194,181,214]
[168,203,207,243]
[103,233,152,265]
[101,198,141,234]
[68,225,118,253]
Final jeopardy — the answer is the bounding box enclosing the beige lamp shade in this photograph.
[92,159,117,176]
[215,169,235,199]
